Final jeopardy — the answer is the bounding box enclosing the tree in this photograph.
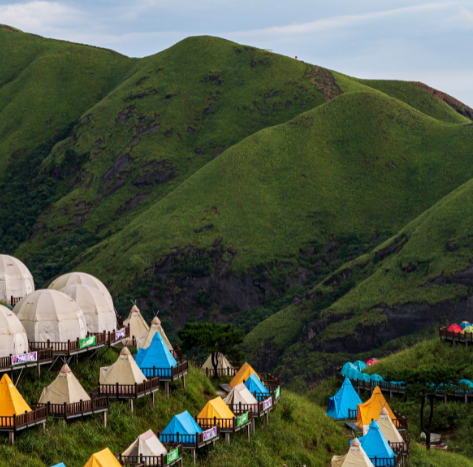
[386,365,468,450]
[178,322,244,378]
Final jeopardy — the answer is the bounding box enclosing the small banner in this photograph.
[236,412,249,427]
[262,396,273,411]
[275,386,281,400]
[166,447,179,464]
[202,426,217,441]
[11,351,37,366]
[79,335,96,349]
[115,328,126,340]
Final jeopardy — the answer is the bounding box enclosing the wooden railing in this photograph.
[336,368,406,394]
[196,416,237,432]
[158,426,221,448]
[0,406,48,431]
[28,326,130,356]
[10,296,22,307]
[118,445,183,466]
[35,396,109,419]
[141,361,188,380]
[228,400,270,417]
[369,451,404,467]
[201,367,239,378]
[98,378,160,398]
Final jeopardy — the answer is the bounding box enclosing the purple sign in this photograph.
[115,328,126,340]
[262,396,273,411]
[11,352,37,366]
[202,426,217,441]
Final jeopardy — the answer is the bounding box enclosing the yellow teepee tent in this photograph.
[198,397,236,428]
[83,448,122,467]
[229,362,259,388]
[0,374,31,419]
[356,387,396,429]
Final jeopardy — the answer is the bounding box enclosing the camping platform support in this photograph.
[37,362,41,378]
[165,381,170,399]
[103,411,107,428]
[466,394,469,404]
[252,418,256,433]
[8,432,14,446]
[264,412,269,425]
[444,395,447,404]
[225,432,230,445]
[390,391,393,400]
[246,424,250,440]
[181,375,186,389]
[129,399,134,413]
[191,448,196,464]
[152,392,155,406]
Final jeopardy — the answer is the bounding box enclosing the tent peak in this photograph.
[131,304,140,313]
[352,438,361,446]
[60,364,72,373]
[151,316,161,324]
[120,347,131,356]
[380,407,389,415]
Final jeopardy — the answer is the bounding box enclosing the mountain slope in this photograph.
[247,172,473,385]
[74,91,473,324]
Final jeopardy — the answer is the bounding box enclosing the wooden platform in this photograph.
[97,378,160,400]
[117,445,183,467]
[0,349,53,376]
[0,406,48,444]
[35,395,109,422]
[140,361,188,382]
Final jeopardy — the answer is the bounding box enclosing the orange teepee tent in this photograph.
[356,386,396,429]
[0,374,31,420]
[229,362,259,388]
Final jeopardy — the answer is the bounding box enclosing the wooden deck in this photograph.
[158,426,221,450]
[97,378,160,399]
[118,445,183,467]
[347,408,408,431]
[35,395,109,421]
[200,367,239,378]
[0,349,53,375]
[196,412,252,434]
[369,451,405,467]
[28,326,130,357]
[140,361,188,382]
[228,399,273,418]
[439,326,473,346]
[0,406,48,444]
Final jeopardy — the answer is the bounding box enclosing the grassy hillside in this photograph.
[0,350,346,467]
[248,174,473,386]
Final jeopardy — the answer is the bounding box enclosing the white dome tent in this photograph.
[0,304,28,358]
[48,272,114,310]
[13,289,87,343]
[0,254,34,304]
[62,284,117,334]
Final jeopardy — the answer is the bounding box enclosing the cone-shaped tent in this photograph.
[124,305,149,341]
[136,333,177,376]
[160,410,202,444]
[331,438,374,467]
[355,420,395,463]
[83,448,122,467]
[0,254,35,304]
[62,284,117,333]
[51,464,67,467]
[49,272,114,310]
[201,353,232,374]
[0,304,28,358]
[122,429,167,460]
[136,316,172,351]
[198,397,236,428]
[224,383,257,405]
[100,347,147,385]
[366,407,404,443]
[39,364,90,404]
[0,374,31,418]
[356,387,396,429]
[229,362,259,388]
[327,377,363,420]
[244,373,269,400]
[13,289,87,343]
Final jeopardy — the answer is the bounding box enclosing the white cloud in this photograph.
[0,1,83,30]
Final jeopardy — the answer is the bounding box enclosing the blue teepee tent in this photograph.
[160,410,202,444]
[51,464,66,467]
[245,373,269,400]
[354,420,395,466]
[326,377,362,420]
[136,332,177,377]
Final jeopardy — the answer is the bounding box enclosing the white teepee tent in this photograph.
[367,407,404,443]
[331,438,374,467]
[136,316,172,351]
[121,429,167,464]
[39,364,90,404]
[100,347,147,385]
[124,304,149,342]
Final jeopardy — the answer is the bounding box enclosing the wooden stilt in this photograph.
[252,418,256,433]
[192,448,196,465]
[246,424,250,440]
[9,432,14,445]
[129,399,134,413]
[165,381,170,399]
[152,391,155,406]
[103,411,107,428]
[181,375,186,389]
[225,432,230,445]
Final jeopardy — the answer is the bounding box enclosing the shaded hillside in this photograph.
[76,91,473,328]
[246,173,473,386]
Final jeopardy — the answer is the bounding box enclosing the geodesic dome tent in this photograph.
[0,304,28,358]
[48,272,114,310]
[13,289,87,343]
[62,284,117,333]
[0,254,34,304]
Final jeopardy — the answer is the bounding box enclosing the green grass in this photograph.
[0,349,346,467]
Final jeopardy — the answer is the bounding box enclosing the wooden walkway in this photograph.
[439,326,473,346]
[0,349,53,377]
[0,406,48,444]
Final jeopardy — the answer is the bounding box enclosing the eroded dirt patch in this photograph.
[311,66,342,101]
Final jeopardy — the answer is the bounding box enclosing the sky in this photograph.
[1,0,472,105]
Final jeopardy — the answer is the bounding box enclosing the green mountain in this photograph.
[2,26,473,388]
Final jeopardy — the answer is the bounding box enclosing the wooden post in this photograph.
[225,432,230,444]
[465,394,468,404]
[37,361,41,378]
[129,399,134,413]
[264,412,269,425]
[165,381,170,399]
[252,417,256,433]
[444,394,447,404]
[181,374,186,389]
[246,423,250,440]
[9,431,14,445]
[103,411,107,428]
[191,448,196,465]
[389,391,393,400]
[152,391,155,406]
